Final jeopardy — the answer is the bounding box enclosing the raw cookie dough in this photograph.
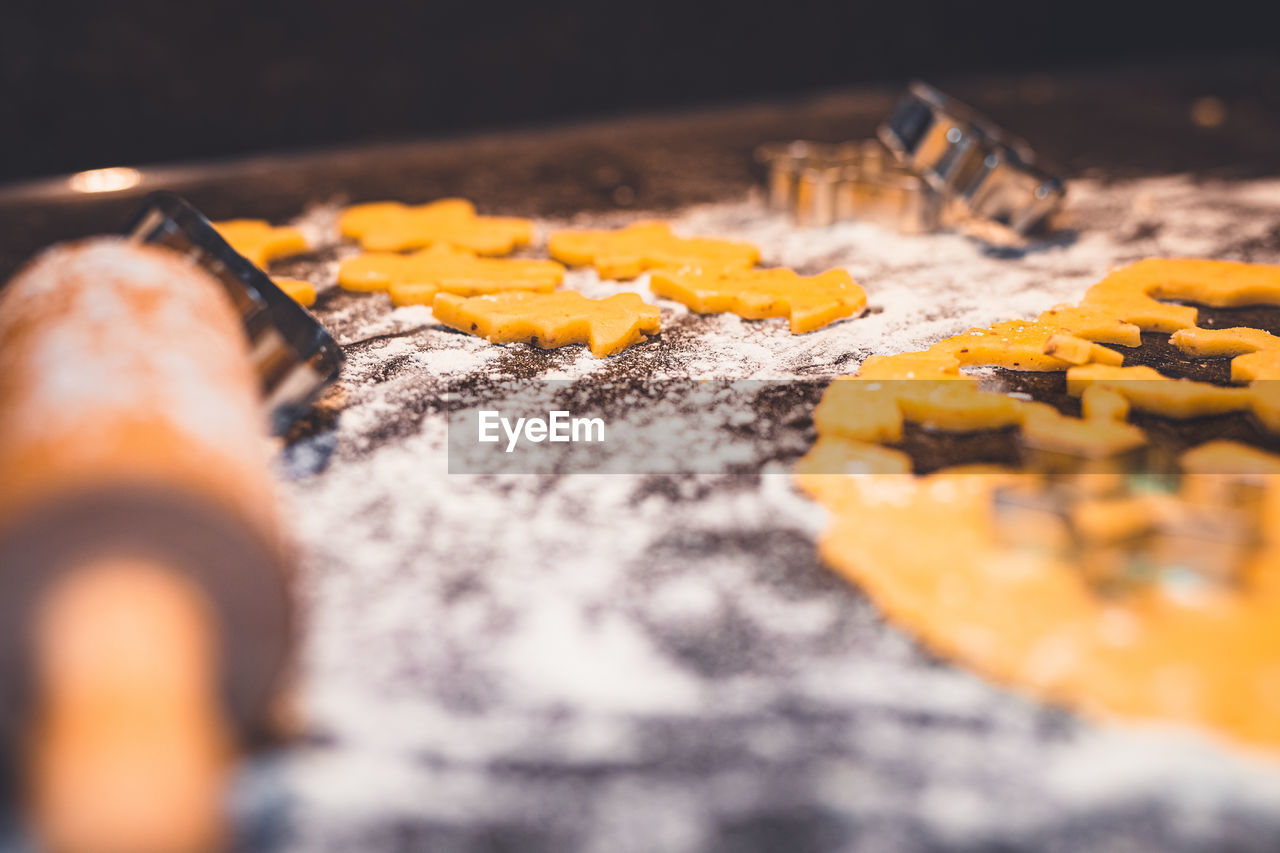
[858,319,1122,380]
[1171,326,1280,383]
[337,245,564,305]
[813,379,1147,458]
[339,199,534,255]
[548,221,759,280]
[792,458,1280,752]
[939,320,1123,371]
[273,278,316,307]
[214,220,308,268]
[649,268,866,333]
[834,258,1280,458]
[432,290,660,358]
[1073,258,1280,334]
[796,257,1280,752]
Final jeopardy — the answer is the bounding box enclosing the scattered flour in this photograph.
[249,176,1280,851]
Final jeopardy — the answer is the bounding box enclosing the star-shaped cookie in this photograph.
[649,267,866,333]
[548,221,759,279]
[337,245,564,306]
[339,199,534,254]
[432,290,660,357]
[214,219,309,268]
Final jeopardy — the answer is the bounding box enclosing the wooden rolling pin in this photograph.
[0,239,296,853]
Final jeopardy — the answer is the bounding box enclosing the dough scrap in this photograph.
[938,320,1124,371]
[1170,326,1280,383]
[1065,363,1255,419]
[1034,304,1143,347]
[649,267,866,333]
[273,278,316,307]
[337,245,564,305]
[548,221,759,280]
[814,377,1146,458]
[339,199,534,254]
[432,290,660,358]
[214,220,308,268]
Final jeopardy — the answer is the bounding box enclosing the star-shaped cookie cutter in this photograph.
[757,82,1065,237]
[755,139,943,233]
[879,81,1065,235]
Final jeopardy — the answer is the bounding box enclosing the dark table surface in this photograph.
[4,56,1280,280]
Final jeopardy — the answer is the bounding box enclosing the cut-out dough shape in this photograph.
[1180,440,1280,475]
[937,320,1124,371]
[337,245,565,305]
[1074,258,1280,334]
[1171,326,1280,383]
[214,220,308,268]
[273,278,316,307]
[856,318,1123,382]
[548,221,760,280]
[813,378,1146,463]
[1035,304,1143,347]
[1064,363,1256,419]
[432,291,660,358]
[649,268,866,333]
[822,257,1280,467]
[339,199,534,254]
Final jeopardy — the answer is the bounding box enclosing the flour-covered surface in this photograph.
[204,175,1280,853]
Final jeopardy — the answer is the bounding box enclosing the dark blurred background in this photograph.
[2,0,1280,183]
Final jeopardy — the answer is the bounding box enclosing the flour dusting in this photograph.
[245,176,1280,852]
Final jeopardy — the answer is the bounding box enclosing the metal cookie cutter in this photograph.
[992,439,1263,593]
[879,81,1065,235]
[125,191,344,433]
[755,139,942,232]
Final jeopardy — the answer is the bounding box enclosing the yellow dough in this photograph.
[339,199,534,254]
[1034,304,1143,347]
[814,378,1147,457]
[273,278,316,307]
[432,290,660,358]
[821,257,1280,456]
[214,220,308,268]
[337,245,565,304]
[1075,258,1280,333]
[1065,364,1254,419]
[793,459,1280,752]
[937,320,1124,371]
[649,267,866,333]
[548,221,759,280]
[797,257,1280,752]
[855,319,1123,382]
[1171,326,1280,383]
